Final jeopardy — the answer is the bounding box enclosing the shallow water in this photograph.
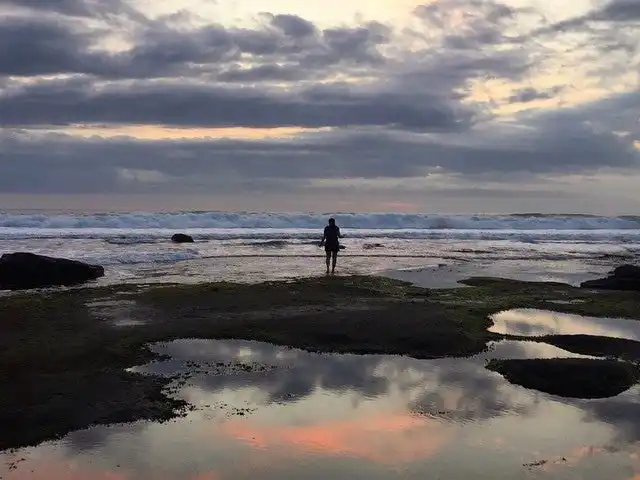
[0,231,629,288]
[2,339,640,479]
[86,299,148,327]
[489,309,640,341]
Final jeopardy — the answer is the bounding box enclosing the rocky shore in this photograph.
[2,272,640,451]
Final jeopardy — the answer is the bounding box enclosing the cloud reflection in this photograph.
[489,308,640,340]
[3,338,640,479]
[221,413,451,464]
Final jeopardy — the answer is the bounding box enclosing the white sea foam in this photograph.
[1,212,640,231]
[1,227,640,243]
[1,211,639,286]
[92,251,202,266]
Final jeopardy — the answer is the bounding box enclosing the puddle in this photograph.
[477,340,597,360]
[489,308,640,341]
[86,299,147,327]
[547,299,587,305]
[2,339,640,479]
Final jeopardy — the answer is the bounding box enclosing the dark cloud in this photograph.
[0,0,538,150]
[534,0,640,36]
[414,0,521,49]
[508,86,562,103]
[0,0,149,24]
[1,89,637,195]
[0,11,389,80]
[1,0,105,17]
[0,78,476,130]
[0,17,96,76]
[516,0,639,84]
[268,13,317,38]
[0,0,638,203]
[414,0,515,28]
[594,0,640,22]
[0,0,534,132]
[124,18,391,79]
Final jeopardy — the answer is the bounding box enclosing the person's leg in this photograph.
[325,250,331,273]
[331,250,338,273]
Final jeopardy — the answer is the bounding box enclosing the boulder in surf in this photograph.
[171,233,194,243]
[580,264,640,291]
[0,252,105,290]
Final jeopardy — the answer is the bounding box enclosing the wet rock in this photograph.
[580,263,640,291]
[580,277,640,290]
[486,358,640,399]
[0,252,104,290]
[612,264,640,278]
[363,243,384,250]
[171,233,194,243]
[542,335,640,362]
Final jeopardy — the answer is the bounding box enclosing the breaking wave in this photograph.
[1,211,640,231]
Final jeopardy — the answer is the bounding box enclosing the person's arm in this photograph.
[320,228,327,246]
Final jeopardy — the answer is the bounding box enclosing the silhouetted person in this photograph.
[320,217,343,274]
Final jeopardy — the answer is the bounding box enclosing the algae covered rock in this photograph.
[581,263,640,291]
[486,358,640,399]
[0,252,104,290]
[171,233,194,243]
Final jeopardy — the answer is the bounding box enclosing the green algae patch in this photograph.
[3,370,187,451]
[434,276,640,322]
[131,276,484,360]
[486,358,640,399]
[135,274,429,312]
[0,292,188,451]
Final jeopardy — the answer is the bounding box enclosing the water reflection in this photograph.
[2,339,640,479]
[479,340,597,360]
[489,309,640,341]
[86,299,147,327]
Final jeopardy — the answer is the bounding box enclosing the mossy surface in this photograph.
[2,274,640,451]
[434,277,640,321]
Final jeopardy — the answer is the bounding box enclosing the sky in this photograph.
[0,0,639,213]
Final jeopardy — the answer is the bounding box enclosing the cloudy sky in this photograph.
[0,0,639,213]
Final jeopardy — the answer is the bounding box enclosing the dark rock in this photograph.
[580,263,640,291]
[363,243,384,250]
[581,278,640,290]
[171,233,194,243]
[612,264,640,278]
[487,358,640,399]
[542,334,640,362]
[0,252,105,290]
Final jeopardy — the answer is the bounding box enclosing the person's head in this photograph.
[328,218,336,226]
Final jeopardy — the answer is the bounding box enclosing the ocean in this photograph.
[2,211,639,287]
